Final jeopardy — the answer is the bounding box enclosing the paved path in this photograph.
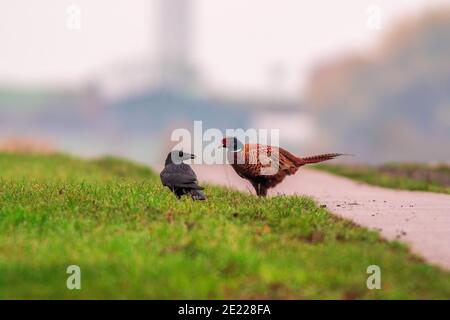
[192,165,450,270]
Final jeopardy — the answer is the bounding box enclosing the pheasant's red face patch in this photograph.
[221,138,229,147]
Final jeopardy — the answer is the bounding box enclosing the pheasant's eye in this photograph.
[178,151,183,157]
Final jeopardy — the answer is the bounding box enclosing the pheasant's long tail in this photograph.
[296,153,345,166]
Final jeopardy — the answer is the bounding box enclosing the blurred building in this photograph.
[97,0,198,97]
[157,0,196,91]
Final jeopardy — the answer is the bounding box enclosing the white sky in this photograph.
[0,0,449,97]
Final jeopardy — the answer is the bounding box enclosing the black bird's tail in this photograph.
[189,189,207,201]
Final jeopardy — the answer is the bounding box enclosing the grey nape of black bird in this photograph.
[160,150,206,200]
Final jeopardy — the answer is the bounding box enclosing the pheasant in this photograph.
[221,137,343,197]
[160,150,206,200]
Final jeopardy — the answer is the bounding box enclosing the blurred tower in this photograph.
[157,0,195,91]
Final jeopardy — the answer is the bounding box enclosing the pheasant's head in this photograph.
[165,150,195,166]
[221,137,244,151]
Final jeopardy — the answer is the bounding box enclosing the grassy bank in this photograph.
[0,153,449,299]
[314,163,450,194]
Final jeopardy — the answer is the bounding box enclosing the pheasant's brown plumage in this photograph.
[222,138,343,197]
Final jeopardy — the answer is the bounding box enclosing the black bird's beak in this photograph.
[189,154,196,159]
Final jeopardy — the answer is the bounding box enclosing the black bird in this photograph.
[160,150,206,200]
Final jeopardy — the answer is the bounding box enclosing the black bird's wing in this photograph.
[160,164,203,190]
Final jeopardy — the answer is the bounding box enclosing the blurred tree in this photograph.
[306,9,450,163]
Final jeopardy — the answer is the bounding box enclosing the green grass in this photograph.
[0,153,449,299]
[314,163,450,194]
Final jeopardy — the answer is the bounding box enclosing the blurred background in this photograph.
[1,0,450,165]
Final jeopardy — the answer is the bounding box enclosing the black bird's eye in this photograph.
[178,151,183,157]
